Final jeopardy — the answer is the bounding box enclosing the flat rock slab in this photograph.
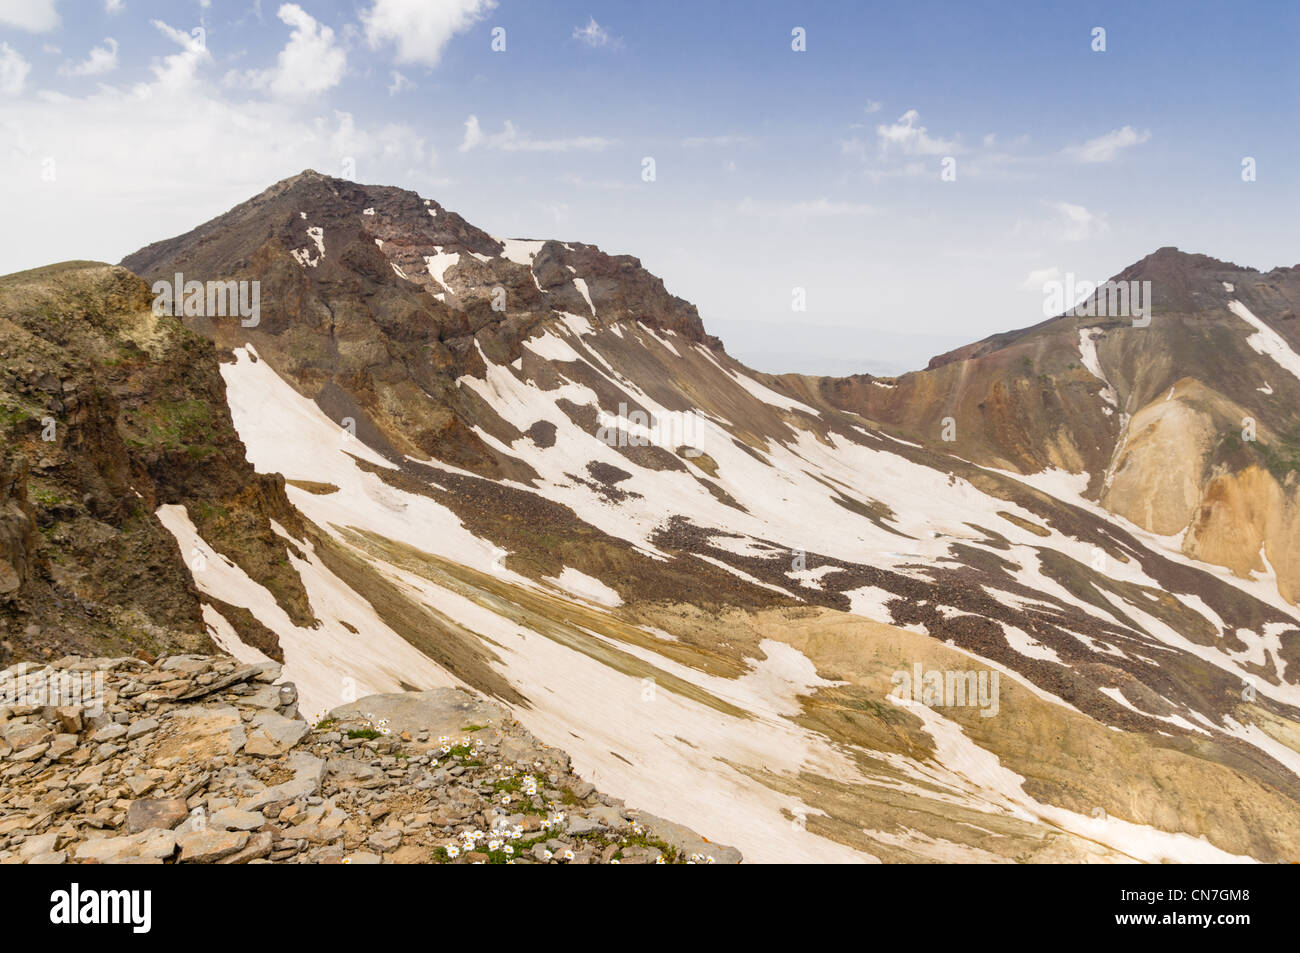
[209,807,265,831]
[74,829,177,863]
[153,707,246,764]
[329,689,508,739]
[127,797,189,833]
[631,812,743,865]
[244,711,308,757]
[239,752,324,810]
[178,830,249,863]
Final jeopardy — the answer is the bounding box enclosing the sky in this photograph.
[1,0,1297,375]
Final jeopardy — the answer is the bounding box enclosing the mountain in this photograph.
[795,247,1300,604]
[4,170,1299,863]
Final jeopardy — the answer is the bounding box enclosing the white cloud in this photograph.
[875,109,955,156]
[0,13,437,275]
[104,0,124,13]
[1050,201,1107,240]
[226,4,347,99]
[0,0,59,32]
[459,115,610,153]
[387,70,413,95]
[0,42,31,95]
[145,20,212,92]
[1063,125,1151,163]
[362,0,495,66]
[1020,266,1061,290]
[60,38,120,77]
[864,99,882,114]
[1016,201,1108,243]
[572,17,618,49]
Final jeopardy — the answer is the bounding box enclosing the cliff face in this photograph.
[0,263,307,663]
[1184,465,1300,605]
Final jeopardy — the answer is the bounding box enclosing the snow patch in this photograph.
[424,249,459,292]
[498,238,546,266]
[1229,300,1300,383]
[543,567,623,607]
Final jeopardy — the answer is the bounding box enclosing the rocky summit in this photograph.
[0,653,738,864]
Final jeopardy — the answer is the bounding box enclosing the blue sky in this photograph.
[2,0,1296,373]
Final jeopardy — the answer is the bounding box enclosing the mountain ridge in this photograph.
[5,171,1300,863]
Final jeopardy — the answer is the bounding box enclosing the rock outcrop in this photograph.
[0,262,310,662]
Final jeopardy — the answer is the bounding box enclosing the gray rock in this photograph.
[2,722,51,750]
[239,752,324,810]
[244,710,308,757]
[209,807,265,831]
[216,830,274,864]
[177,829,249,863]
[125,718,159,740]
[329,689,507,739]
[126,797,189,832]
[566,815,606,836]
[74,829,177,862]
[89,723,127,743]
[629,811,742,864]
[18,832,59,857]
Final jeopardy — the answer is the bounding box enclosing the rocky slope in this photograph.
[0,653,735,863]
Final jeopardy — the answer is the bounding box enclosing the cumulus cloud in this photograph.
[0,0,59,32]
[0,42,31,95]
[1049,201,1107,240]
[362,0,495,66]
[1015,201,1109,243]
[104,0,124,13]
[226,4,347,99]
[1063,125,1151,163]
[60,38,120,77]
[387,70,413,95]
[875,109,956,156]
[572,17,619,49]
[459,115,610,153]
[145,20,212,92]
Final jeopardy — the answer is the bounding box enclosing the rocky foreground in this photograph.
[0,654,740,864]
